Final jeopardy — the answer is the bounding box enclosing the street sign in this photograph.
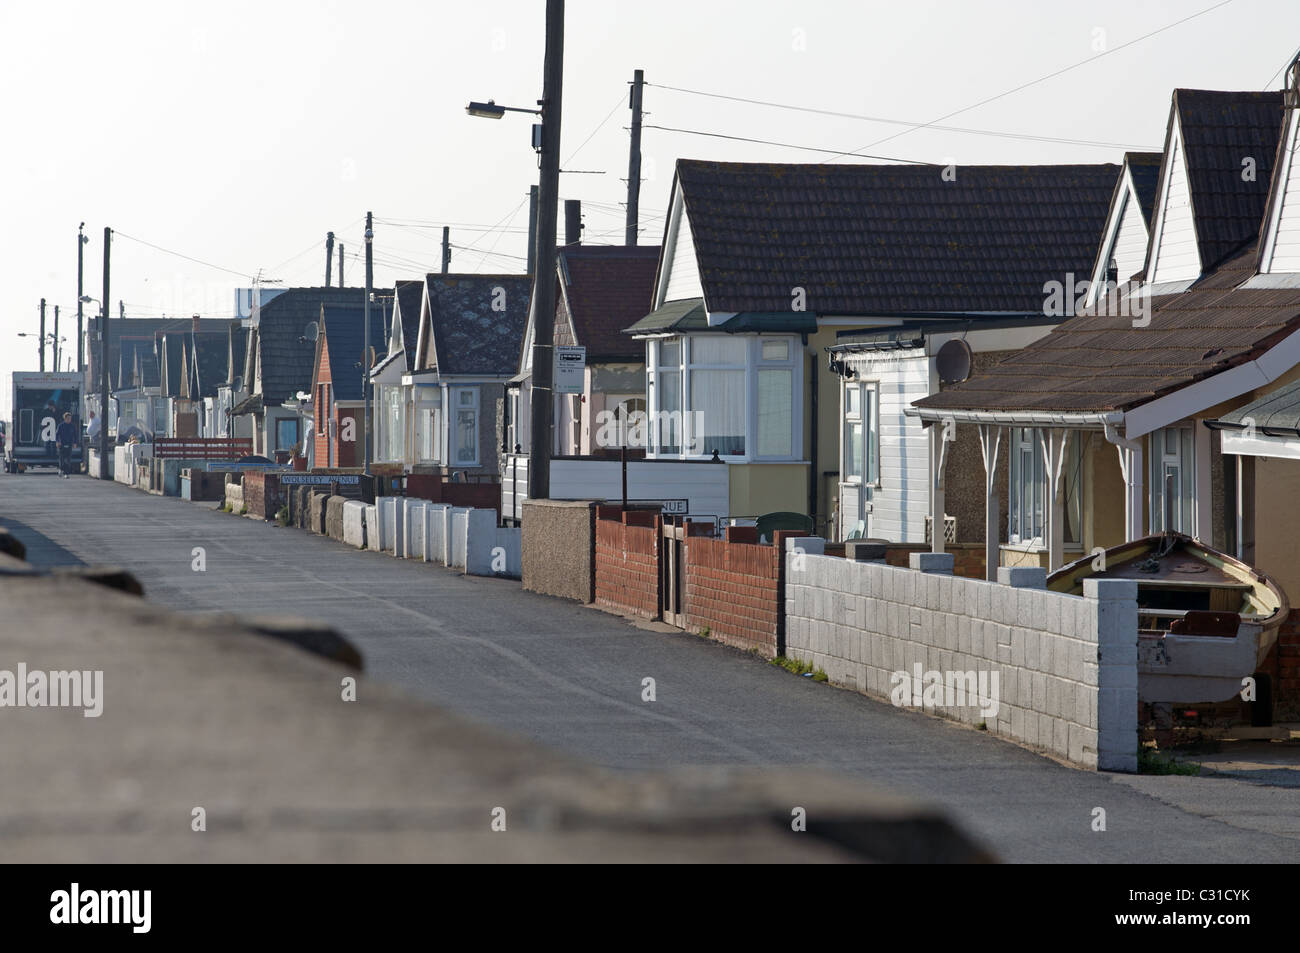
[626,498,688,514]
[281,473,362,486]
[553,345,586,394]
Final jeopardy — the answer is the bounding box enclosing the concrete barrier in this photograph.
[343,500,367,548]
[325,496,347,541]
[404,499,427,560]
[365,503,381,552]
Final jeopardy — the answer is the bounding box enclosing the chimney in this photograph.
[325,232,335,287]
[564,199,582,246]
[192,314,200,336]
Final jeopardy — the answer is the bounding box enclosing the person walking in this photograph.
[55,412,78,479]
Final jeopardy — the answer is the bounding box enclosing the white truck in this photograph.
[6,371,85,473]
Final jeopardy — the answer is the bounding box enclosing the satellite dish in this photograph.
[936,339,972,384]
[303,321,319,342]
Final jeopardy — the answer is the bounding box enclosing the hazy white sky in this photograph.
[3,0,1299,396]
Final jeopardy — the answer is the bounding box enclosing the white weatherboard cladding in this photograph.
[1150,128,1201,285]
[1112,192,1150,285]
[846,349,929,543]
[1265,118,1300,273]
[661,190,703,304]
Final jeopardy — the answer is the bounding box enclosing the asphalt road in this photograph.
[3,472,1298,862]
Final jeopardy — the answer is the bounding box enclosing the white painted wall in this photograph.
[1264,117,1300,273]
[661,187,703,304]
[504,457,730,521]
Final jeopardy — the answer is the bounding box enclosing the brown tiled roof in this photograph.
[557,246,659,361]
[1171,89,1283,272]
[671,159,1119,315]
[915,247,1300,414]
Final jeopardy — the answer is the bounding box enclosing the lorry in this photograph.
[5,371,85,473]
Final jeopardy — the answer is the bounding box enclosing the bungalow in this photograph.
[232,286,368,457]
[509,244,659,458]
[375,273,530,478]
[910,86,1292,579]
[626,158,1117,532]
[369,278,425,466]
[310,304,387,469]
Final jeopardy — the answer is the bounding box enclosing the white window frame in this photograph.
[1150,425,1196,534]
[646,333,802,462]
[841,380,879,486]
[451,386,480,467]
[1008,427,1084,547]
[413,387,442,464]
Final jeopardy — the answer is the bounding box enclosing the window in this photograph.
[380,386,405,462]
[276,417,300,452]
[18,408,32,444]
[506,390,521,454]
[415,389,441,463]
[1150,426,1195,533]
[1008,428,1083,545]
[317,385,328,435]
[153,401,168,436]
[453,387,479,466]
[842,382,877,483]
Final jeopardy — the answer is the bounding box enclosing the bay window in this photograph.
[647,333,800,461]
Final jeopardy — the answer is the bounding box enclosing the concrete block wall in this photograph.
[343,500,367,548]
[785,554,1139,771]
[365,497,508,578]
[365,504,381,552]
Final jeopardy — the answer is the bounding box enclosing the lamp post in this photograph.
[77,224,88,382]
[465,0,564,501]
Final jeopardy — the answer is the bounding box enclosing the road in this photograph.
[3,472,1298,862]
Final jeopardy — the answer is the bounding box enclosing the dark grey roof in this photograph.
[190,331,233,398]
[667,159,1119,315]
[254,287,368,404]
[424,274,531,376]
[393,280,423,362]
[1170,89,1284,272]
[320,306,387,402]
[1213,378,1300,434]
[156,334,185,397]
[1125,152,1162,226]
[624,297,817,335]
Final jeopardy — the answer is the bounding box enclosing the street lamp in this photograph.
[465,0,565,502]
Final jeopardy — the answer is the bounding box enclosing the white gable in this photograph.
[1259,112,1300,274]
[656,182,703,307]
[1147,121,1201,286]
[1087,169,1152,305]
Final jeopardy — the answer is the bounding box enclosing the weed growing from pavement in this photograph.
[276,506,289,527]
[771,655,827,682]
[1138,744,1201,776]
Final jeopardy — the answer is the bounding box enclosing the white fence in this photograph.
[358,497,520,578]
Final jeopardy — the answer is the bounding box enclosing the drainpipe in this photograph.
[1103,419,1143,541]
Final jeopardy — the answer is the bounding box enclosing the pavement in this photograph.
[3,471,1299,862]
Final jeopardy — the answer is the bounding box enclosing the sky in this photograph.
[2,0,1299,413]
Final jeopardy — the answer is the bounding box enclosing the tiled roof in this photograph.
[914,248,1300,414]
[557,246,659,361]
[1213,377,1300,433]
[1172,89,1284,272]
[156,334,185,397]
[190,331,233,398]
[320,306,387,402]
[671,159,1119,315]
[393,280,424,362]
[1125,151,1162,226]
[254,287,368,405]
[425,274,531,377]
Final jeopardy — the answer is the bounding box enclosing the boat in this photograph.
[1045,533,1288,705]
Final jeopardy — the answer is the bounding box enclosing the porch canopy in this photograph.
[1207,378,1300,460]
[909,247,1300,573]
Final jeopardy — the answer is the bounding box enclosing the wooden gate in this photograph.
[660,517,686,627]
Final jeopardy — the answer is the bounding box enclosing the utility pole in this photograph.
[363,212,373,475]
[77,224,87,381]
[527,185,539,275]
[99,227,111,480]
[441,226,451,274]
[528,0,565,501]
[338,243,345,286]
[625,68,644,246]
[325,232,335,287]
[119,300,124,322]
[39,299,46,371]
[53,306,60,372]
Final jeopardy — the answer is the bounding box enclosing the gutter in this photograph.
[904,406,1124,429]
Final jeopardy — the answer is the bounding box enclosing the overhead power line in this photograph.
[114,231,252,279]
[642,124,934,164]
[829,0,1237,160]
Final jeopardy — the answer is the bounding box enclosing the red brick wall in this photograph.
[683,525,783,657]
[242,471,283,519]
[594,508,660,619]
[405,474,500,515]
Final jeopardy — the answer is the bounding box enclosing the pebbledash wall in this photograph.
[785,548,1139,771]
